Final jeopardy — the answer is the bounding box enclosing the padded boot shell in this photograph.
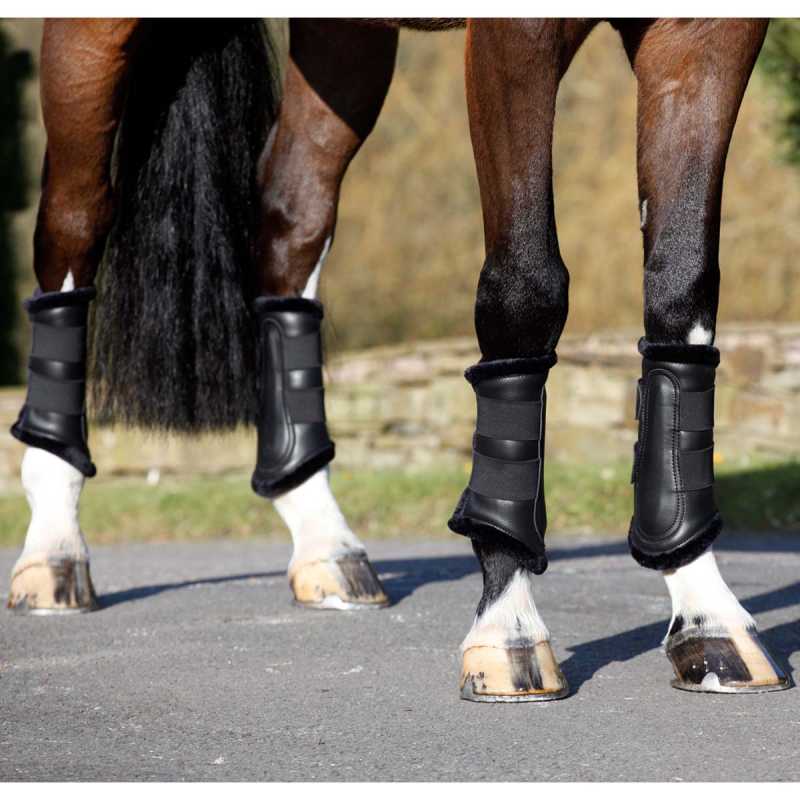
[251,297,335,499]
[11,288,96,477]
[629,340,722,570]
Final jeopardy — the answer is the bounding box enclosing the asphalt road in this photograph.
[1,533,799,781]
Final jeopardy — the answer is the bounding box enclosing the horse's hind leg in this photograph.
[7,21,141,614]
[252,21,397,610]
[452,19,596,701]
[620,19,789,692]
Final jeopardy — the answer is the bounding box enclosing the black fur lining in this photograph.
[638,338,720,367]
[25,287,96,313]
[10,423,97,478]
[628,516,723,571]
[448,493,548,575]
[465,353,557,385]
[253,295,324,319]
[251,443,335,499]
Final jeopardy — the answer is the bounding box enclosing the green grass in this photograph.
[1,459,798,549]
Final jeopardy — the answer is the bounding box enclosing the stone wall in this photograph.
[1,325,797,486]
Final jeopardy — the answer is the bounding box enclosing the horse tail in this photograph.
[90,20,280,432]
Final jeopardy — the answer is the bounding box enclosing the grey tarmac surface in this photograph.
[1,533,799,781]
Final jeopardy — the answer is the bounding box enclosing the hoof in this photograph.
[667,625,791,694]
[460,642,570,703]
[7,558,99,615]
[288,553,390,610]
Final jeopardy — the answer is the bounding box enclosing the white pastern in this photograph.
[273,467,365,570]
[301,236,332,300]
[687,322,713,345]
[15,447,88,569]
[461,569,550,652]
[662,548,755,640]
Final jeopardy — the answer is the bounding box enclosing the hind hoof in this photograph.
[7,558,99,615]
[460,642,570,703]
[667,625,791,694]
[288,553,390,610]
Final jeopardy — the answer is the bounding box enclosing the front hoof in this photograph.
[288,553,390,610]
[460,642,570,703]
[667,625,791,694]
[7,558,99,615]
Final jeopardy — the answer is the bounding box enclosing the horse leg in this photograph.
[253,20,397,609]
[7,20,141,613]
[452,19,596,700]
[619,19,789,691]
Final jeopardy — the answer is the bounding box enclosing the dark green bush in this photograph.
[760,19,800,166]
[0,30,33,385]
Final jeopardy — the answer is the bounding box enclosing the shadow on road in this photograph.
[99,570,284,608]
[95,534,800,689]
[560,579,800,694]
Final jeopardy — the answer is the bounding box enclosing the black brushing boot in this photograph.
[11,287,96,477]
[629,339,723,570]
[448,353,556,575]
[251,296,335,499]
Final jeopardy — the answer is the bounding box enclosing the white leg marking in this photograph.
[662,548,755,640]
[301,235,331,300]
[60,271,75,292]
[461,570,550,652]
[273,467,365,570]
[687,322,713,345]
[639,198,648,231]
[14,448,88,571]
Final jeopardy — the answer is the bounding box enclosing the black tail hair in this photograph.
[90,20,280,431]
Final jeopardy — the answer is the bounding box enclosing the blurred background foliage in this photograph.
[760,19,800,165]
[1,19,799,373]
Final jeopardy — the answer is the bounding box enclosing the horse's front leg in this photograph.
[620,19,789,692]
[452,19,596,700]
[252,20,398,609]
[8,20,141,614]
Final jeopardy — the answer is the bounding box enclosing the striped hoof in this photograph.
[460,642,570,703]
[667,625,791,694]
[288,553,390,610]
[7,558,99,615]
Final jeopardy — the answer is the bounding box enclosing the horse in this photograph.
[6,18,791,701]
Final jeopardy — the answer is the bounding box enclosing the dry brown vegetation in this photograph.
[5,21,800,357]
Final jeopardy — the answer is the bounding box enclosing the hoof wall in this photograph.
[667,625,791,694]
[7,559,99,615]
[289,554,390,610]
[460,643,570,703]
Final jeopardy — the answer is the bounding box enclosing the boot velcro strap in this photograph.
[27,371,85,415]
[469,452,541,502]
[679,446,715,491]
[286,386,326,424]
[476,396,542,440]
[283,333,322,369]
[679,388,715,431]
[31,324,86,363]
